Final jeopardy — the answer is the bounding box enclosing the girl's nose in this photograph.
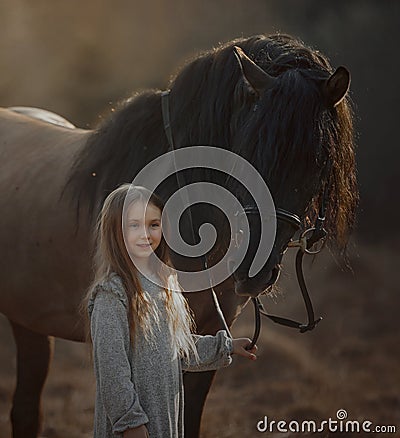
[139,227,150,239]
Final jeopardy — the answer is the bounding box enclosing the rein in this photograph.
[244,203,327,349]
[161,90,327,349]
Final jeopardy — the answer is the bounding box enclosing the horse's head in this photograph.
[228,38,356,297]
[168,34,358,297]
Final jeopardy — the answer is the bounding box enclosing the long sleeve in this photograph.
[90,290,149,433]
[181,330,233,372]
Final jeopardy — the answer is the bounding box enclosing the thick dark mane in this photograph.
[65,33,357,248]
[64,91,169,225]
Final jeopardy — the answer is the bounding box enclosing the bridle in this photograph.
[242,201,328,349]
[161,90,328,349]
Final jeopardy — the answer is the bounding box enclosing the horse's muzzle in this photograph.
[234,265,280,297]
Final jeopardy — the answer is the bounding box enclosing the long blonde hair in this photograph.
[80,184,198,361]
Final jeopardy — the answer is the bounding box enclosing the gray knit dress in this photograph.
[88,272,233,438]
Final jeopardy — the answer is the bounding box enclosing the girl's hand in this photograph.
[123,425,149,438]
[232,338,257,361]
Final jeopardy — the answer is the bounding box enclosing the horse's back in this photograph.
[0,106,88,147]
[0,107,90,184]
[7,106,76,129]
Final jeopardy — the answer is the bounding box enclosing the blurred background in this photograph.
[0,0,398,436]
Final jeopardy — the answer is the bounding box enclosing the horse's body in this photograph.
[0,34,357,437]
[0,109,92,339]
[0,108,247,436]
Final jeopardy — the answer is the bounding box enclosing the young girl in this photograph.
[82,184,257,438]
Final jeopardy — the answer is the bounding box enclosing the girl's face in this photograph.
[124,200,162,261]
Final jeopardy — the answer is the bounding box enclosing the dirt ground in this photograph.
[0,239,398,437]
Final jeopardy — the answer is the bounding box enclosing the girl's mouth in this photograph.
[137,243,152,248]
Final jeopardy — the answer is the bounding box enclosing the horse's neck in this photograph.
[68,92,167,224]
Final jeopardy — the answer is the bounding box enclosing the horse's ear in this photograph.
[233,46,275,95]
[323,66,351,107]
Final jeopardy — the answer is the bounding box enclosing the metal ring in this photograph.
[300,227,326,255]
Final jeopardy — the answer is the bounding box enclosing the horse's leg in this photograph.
[183,370,216,438]
[9,320,54,438]
[183,283,248,437]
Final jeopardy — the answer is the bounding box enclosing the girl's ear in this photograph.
[233,46,276,96]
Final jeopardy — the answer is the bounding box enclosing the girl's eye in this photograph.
[129,223,160,229]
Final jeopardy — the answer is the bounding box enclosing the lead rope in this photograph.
[161,90,233,339]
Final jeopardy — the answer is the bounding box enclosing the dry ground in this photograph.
[0,239,399,437]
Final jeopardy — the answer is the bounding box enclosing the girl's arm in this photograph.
[181,331,258,372]
[181,330,232,372]
[91,290,149,434]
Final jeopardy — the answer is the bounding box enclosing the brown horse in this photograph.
[0,34,357,437]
